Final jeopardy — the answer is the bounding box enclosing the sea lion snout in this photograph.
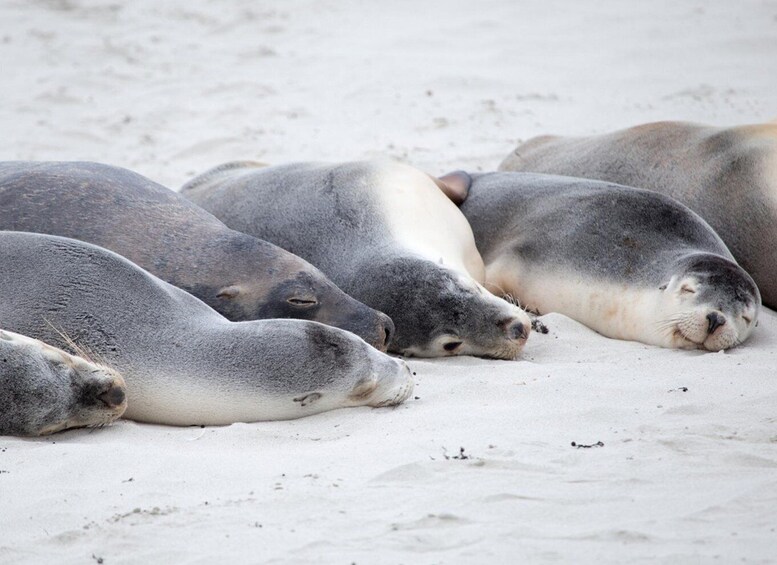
[503,319,528,341]
[324,302,395,352]
[706,311,726,334]
[377,312,394,349]
[363,357,415,407]
[99,382,127,409]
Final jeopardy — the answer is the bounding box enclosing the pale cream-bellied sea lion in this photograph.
[0,329,127,436]
[499,121,777,309]
[181,160,532,359]
[0,232,413,425]
[0,161,393,351]
[448,171,760,350]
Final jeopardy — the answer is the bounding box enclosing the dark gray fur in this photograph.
[460,172,760,316]
[182,161,527,358]
[0,232,411,425]
[0,333,124,436]
[0,161,392,350]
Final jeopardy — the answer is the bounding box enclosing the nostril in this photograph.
[506,321,526,341]
[99,385,126,408]
[382,325,392,348]
[706,312,726,334]
[380,314,395,348]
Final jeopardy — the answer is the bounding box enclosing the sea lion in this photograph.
[0,329,126,436]
[499,121,777,309]
[450,171,760,350]
[0,161,393,351]
[0,232,414,425]
[181,160,531,359]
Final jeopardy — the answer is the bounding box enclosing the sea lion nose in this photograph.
[378,312,395,349]
[706,312,726,334]
[506,320,528,341]
[99,384,126,408]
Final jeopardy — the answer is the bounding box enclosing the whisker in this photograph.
[653,312,694,333]
[484,280,508,296]
[484,281,525,308]
[43,317,112,371]
[43,318,90,361]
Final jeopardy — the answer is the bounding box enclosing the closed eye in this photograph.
[680,285,696,294]
[742,315,752,324]
[443,341,463,352]
[287,298,318,307]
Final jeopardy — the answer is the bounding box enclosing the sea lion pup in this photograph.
[499,121,777,309]
[448,172,759,351]
[181,160,531,359]
[0,232,413,426]
[0,329,127,436]
[0,161,393,351]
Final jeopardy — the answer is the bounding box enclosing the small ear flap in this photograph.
[430,171,472,205]
[216,285,241,300]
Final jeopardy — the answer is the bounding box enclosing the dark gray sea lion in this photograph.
[0,330,127,436]
[451,172,759,350]
[0,232,414,425]
[499,121,777,309]
[0,161,393,350]
[181,160,531,359]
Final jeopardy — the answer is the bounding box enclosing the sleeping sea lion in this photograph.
[182,160,532,359]
[450,171,759,350]
[0,232,414,426]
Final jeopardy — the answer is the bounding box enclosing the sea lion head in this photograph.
[351,256,531,359]
[656,253,760,351]
[208,239,395,351]
[0,330,127,436]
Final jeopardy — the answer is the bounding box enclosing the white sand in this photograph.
[1,1,776,563]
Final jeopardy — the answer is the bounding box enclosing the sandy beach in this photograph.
[1,1,777,563]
